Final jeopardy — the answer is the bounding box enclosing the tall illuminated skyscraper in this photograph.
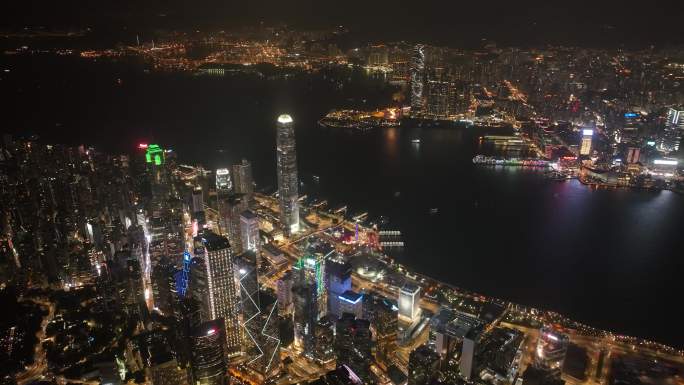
[657,107,684,152]
[276,114,299,235]
[190,320,227,385]
[534,326,569,375]
[580,129,593,156]
[410,44,426,117]
[239,210,260,255]
[232,159,254,200]
[193,230,241,357]
[398,282,421,324]
[215,168,232,192]
[235,252,281,380]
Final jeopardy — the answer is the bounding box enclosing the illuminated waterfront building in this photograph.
[191,320,226,385]
[426,80,451,119]
[657,107,684,152]
[215,168,232,192]
[239,210,260,255]
[579,129,593,156]
[193,230,241,357]
[410,44,426,117]
[534,326,569,375]
[398,282,421,324]
[276,114,299,235]
[232,159,254,200]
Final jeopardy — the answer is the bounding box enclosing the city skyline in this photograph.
[2,12,684,385]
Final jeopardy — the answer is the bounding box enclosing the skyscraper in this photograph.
[580,129,593,156]
[534,326,569,375]
[292,281,317,357]
[190,320,227,385]
[235,252,281,380]
[193,230,241,357]
[239,210,260,255]
[215,168,232,192]
[326,259,352,318]
[398,282,421,324]
[426,80,451,119]
[410,44,426,117]
[232,159,254,200]
[657,107,684,152]
[276,114,299,235]
[408,344,440,385]
[334,313,374,384]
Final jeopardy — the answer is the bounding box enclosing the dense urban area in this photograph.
[1,24,684,385]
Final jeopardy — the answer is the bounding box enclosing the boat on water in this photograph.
[411,139,421,144]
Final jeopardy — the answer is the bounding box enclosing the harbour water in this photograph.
[4,56,684,348]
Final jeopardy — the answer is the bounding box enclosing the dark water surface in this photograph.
[3,56,684,348]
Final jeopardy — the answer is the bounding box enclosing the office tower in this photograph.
[363,295,398,366]
[460,332,479,381]
[410,44,426,117]
[337,291,363,319]
[151,257,175,316]
[534,326,569,375]
[190,321,227,385]
[149,355,189,385]
[191,187,204,215]
[314,315,336,364]
[426,80,451,119]
[218,193,247,254]
[276,114,299,235]
[235,252,281,379]
[239,210,260,255]
[215,168,232,192]
[408,344,440,385]
[232,159,254,200]
[334,313,373,383]
[657,107,684,152]
[368,44,389,66]
[292,281,318,356]
[193,230,241,357]
[626,147,641,164]
[398,282,421,324]
[579,129,593,156]
[326,259,351,318]
[276,271,294,315]
[188,257,210,322]
[294,255,327,318]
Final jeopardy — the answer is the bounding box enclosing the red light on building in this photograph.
[138,143,149,149]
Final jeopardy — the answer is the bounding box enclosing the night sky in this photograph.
[2,0,684,47]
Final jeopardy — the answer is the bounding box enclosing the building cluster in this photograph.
[0,114,594,385]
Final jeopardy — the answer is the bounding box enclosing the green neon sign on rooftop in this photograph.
[145,144,164,165]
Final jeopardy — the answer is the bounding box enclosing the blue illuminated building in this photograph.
[338,290,363,319]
